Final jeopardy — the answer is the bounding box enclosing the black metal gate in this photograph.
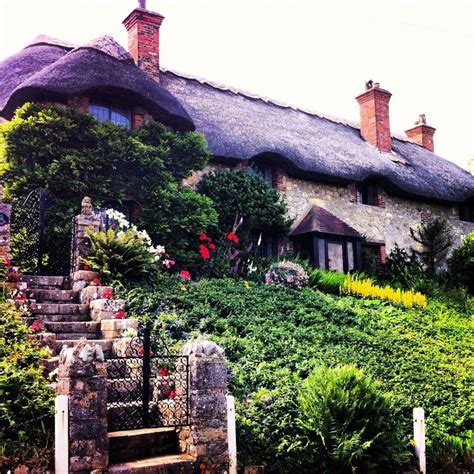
[10,189,73,275]
[106,325,189,432]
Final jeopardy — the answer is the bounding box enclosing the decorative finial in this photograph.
[138,0,146,8]
[416,114,427,125]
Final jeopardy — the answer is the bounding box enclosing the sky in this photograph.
[0,0,472,170]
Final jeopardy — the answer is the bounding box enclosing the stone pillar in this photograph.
[71,197,101,290]
[0,185,12,258]
[57,339,108,472]
[179,336,230,473]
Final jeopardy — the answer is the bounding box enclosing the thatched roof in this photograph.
[160,69,474,204]
[291,206,362,238]
[0,36,193,130]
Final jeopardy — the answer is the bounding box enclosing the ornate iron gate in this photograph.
[10,189,73,275]
[106,325,189,431]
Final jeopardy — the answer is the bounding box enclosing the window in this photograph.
[356,183,378,206]
[250,232,274,258]
[249,164,274,187]
[459,199,474,223]
[361,243,383,273]
[89,103,131,128]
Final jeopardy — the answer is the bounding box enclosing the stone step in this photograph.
[22,275,67,289]
[55,332,100,340]
[39,356,59,373]
[30,303,89,315]
[45,321,100,334]
[55,338,113,356]
[26,288,79,303]
[108,454,194,474]
[25,313,91,324]
[108,428,179,464]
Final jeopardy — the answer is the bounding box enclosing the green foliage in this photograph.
[308,268,346,294]
[197,170,292,240]
[127,277,473,472]
[84,227,159,285]
[0,303,54,470]
[0,103,217,270]
[448,232,474,293]
[429,429,473,472]
[380,244,425,290]
[299,365,408,472]
[410,217,453,274]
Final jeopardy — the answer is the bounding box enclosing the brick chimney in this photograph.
[405,114,436,152]
[356,81,392,153]
[123,1,164,80]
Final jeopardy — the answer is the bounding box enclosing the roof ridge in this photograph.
[25,35,77,50]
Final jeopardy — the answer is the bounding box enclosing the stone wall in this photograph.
[284,173,474,252]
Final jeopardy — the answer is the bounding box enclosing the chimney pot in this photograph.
[356,81,392,153]
[405,115,436,152]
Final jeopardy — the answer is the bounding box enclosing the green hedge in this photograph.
[127,277,473,472]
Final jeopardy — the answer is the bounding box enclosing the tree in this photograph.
[0,103,217,271]
[410,217,453,274]
[197,169,292,240]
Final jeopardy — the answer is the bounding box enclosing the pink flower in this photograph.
[169,390,177,400]
[102,289,113,299]
[199,244,210,260]
[30,320,44,333]
[179,270,191,280]
[91,278,101,286]
[115,311,126,319]
[226,232,239,244]
[209,243,216,250]
[199,233,208,241]
[165,260,175,269]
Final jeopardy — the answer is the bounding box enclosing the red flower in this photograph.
[82,263,90,271]
[179,270,191,280]
[227,232,239,244]
[209,243,216,250]
[159,367,169,377]
[137,347,154,357]
[102,289,113,299]
[7,272,20,283]
[14,292,26,301]
[2,257,12,268]
[199,233,208,241]
[169,390,177,400]
[91,278,101,286]
[115,311,126,319]
[30,320,43,333]
[199,244,210,260]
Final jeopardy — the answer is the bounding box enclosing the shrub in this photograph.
[299,365,408,472]
[381,244,426,290]
[410,217,453,274]
[429,430,474,472]
[265,261,308,289]
[447,232,474,293]
[0,303,55,470]
[308,268,346,294]
[84,210,172,285]
[197,170,292,241]
[341,274,427,308]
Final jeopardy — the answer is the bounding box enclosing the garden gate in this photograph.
[106,324,189,431]
[10,189,74,275]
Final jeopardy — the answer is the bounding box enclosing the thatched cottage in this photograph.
[1,2,473,272]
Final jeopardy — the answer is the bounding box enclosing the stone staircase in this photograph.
[21,274,195,473]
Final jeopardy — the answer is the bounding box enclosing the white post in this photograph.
[55,395,69,474]
[413,407,426,474]
[227,395,237,474]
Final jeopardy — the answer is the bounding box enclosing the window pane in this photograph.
[347,242,354,270]
[327,242,344,272]
[318,238,326,269]
[110,107,131,128]
[89,104,109,123]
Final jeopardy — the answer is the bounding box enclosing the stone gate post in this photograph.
[179,336,230,473]
[57,338,109,472]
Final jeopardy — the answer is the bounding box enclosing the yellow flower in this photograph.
[180,286,187,292]
[243,280,251,289]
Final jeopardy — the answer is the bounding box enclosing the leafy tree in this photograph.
[410,217,453,274]
[197,169,292,241]
[448,232,474,293]
[0,103,217,271]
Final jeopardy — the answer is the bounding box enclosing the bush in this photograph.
[0,103,217,271]
[84,217,170,285]
[381,244,426,290]
[299,365,408,472]
[448,232,474,293]
[308,268,346,294]
[265,261,308,289]
[0,303,55,470]
[197,170,292,241]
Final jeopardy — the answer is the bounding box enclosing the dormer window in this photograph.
[356,182,378,206]
[89,103,131,128]
[459,198,474,223]
[249,164,274,187]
